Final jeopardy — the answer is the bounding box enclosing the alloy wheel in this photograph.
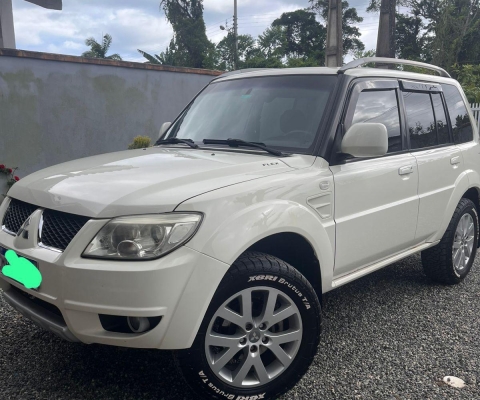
[205,287,303,388]
[453,213,475,273]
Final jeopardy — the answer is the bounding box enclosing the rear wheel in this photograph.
[175,252,321,400]
[422,198,478,284]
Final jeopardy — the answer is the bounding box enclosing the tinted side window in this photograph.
[404,92,437,150]
[431,93,450,145]
[350,90,402,153]
[443,84,474,144]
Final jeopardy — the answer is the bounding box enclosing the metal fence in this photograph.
[472,103,480,131]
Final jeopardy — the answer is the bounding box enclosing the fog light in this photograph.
[127,316,151,333]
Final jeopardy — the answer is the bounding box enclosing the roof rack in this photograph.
[214,68,275,80]
[338,57,451,78]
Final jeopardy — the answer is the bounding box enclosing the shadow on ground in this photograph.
[1,254,479,399]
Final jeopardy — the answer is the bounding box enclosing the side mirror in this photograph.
[341,123,388,158]
[159,122,172,140]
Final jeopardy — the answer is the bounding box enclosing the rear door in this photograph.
[401,80,465,242]
[331,79,420,278]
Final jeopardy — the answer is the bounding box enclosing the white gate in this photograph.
[472,103,480,131]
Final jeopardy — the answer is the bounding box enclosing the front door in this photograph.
[330,79,419,278]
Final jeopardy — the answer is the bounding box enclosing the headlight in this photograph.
[82,213,203,260]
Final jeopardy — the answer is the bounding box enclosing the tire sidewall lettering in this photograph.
[198,371,266,400]
[248,275,311,310]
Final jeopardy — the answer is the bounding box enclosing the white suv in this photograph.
[1,58,479,400]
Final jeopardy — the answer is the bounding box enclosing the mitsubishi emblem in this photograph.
[17,217,31,240]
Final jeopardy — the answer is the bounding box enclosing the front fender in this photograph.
[180,193,335,295]
[198,201,331,264]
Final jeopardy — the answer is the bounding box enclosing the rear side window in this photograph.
[349,89,402,153]
[431,93,450,145]
[443,84,474,144]
[404,92,437,149]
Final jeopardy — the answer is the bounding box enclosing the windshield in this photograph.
[166,75,337,152]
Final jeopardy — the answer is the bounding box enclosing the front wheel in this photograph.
[175,252,321,400]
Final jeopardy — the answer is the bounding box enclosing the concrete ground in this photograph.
[0,253,479,399]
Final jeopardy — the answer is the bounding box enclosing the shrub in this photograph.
[0,164,19,187]
[128,136,152,150]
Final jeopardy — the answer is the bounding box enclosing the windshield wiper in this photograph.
[156,138,199,149]
[203,139,287,157]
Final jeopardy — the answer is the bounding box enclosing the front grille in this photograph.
[2,199,37,234]
[41,210,89,251]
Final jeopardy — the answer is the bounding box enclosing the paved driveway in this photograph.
[1,254,479,399]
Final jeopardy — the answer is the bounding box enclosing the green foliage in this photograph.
[451,64,480,103]
[395,12,429,61]
[128,136,152,150]
[366,0,480,69]
[140,2,365,71]
[309,0,365,55]
[82,34,122,60]
[272,9,326,64]
[215,31,258,71]
[159,0,214,68]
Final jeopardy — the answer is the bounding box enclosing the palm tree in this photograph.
[137,50,162,64]
[82,34,122,60]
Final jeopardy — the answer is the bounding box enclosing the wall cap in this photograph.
[0,48,223,76]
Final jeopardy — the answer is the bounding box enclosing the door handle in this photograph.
[450,156,461,165]
[399,165,414,175]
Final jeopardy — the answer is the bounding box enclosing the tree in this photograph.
[430,0,480,68]
[451,64,480,102]
[395,12,428,61]
[138,38,190,66]
[215,32,256,71]
[271,9,327,65]
[82,34,122,60]
[367,0,480,69]
[159,0,214,68]
[310,0,365,56]
[257,26,285,59]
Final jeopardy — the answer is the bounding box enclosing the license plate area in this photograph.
[0,246,41,290]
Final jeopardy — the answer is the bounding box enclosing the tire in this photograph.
[422,198,478,285]
[175,251,321,400]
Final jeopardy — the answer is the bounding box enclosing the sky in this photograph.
[11,0,383,63]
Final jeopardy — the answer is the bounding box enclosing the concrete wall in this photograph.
[0,49,220,194]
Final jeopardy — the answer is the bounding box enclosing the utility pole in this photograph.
[0,0,62,49]
[376,0,396,60]
[325,0,343,67]
[233,0,238,70]
[0,0,16,48]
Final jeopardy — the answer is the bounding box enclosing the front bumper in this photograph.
[0,210,228,349]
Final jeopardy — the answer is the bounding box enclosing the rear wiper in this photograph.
[203,139,287,157]
[156,138,199,149]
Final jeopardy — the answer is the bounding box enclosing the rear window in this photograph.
[443,84,474,144]
[403,92,437,150]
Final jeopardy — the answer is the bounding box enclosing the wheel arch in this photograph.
[462,187,480,212]
[246,232,323,303]
[428,172,472,243]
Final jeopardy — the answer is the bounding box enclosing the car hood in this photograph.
[8,147,295,218]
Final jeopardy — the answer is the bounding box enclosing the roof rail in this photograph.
[214,68,275,80]
[338,57,451,78]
